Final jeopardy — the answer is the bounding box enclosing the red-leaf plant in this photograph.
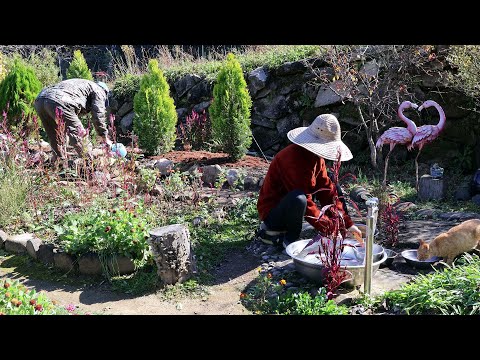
[381,195,401,247]
[302,149,360,298]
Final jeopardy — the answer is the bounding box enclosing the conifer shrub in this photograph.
[0,52,7,83]
[0,57,42,131]
[209,53,252,161]
[66,50,93,80]
[133,59,177,155]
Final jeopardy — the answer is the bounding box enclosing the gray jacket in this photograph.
[37,78,108,129]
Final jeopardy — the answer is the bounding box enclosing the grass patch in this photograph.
[110,265,158,296]
[0,163,30,228]
[162,45,326,82]
[370,253,480,315]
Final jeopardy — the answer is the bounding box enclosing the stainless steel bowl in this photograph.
[401,249,441,269]
[285,239,387,287]
[351,244,385,263]
[380,248,398,267]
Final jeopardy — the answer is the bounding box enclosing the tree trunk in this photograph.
[357,105,377,169]
[148,224,197,285]
[418,175,445,201]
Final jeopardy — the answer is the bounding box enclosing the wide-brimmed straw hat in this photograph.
[287,114,353,161]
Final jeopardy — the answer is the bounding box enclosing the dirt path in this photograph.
[0,249,263,315]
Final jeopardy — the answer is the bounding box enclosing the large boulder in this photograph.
[248,66,269,97]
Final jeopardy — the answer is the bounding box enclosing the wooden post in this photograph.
[418,174,444,201]
[148,224,197,285]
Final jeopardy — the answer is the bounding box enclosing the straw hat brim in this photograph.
[287,126,353,161]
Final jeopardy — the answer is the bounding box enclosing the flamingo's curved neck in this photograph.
[398,102,417,134]
[432,102,446,130]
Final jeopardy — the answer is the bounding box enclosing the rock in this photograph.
[107,256,135,275]
[26,238,42,260]
[472,194,480,206]
[394,202,417,213]
[0,229,8,249]
[187,80,211,103]
[250,115,277,129]
[39,140,51,152]
[226,169,239,187]
[276,113,301,137]
[414,208,442,219]
[154,158,174,176]
[174,74,202,98]
[254,95,289,120]
[54,250,76,273]
[276,60,307,75]
[193,101,211,114]
[120,112,135,134]
[248,66,269,96]
[117,101,133,117]
[359,60,379,78]
[78,253,103,275]
[201,164,222,185]
[151,184,164,197]
[36,244,55,265]
[4,233,33,254]
[314,81,350,107]
[455,182,472,201]
[243,175,258,190]
[438,212,480,221]
[176,107,189,121]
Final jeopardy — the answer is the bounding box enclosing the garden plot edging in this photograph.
[0,228,135,277]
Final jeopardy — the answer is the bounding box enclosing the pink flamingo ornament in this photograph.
[376,100,418,185]
[411,100,446,189]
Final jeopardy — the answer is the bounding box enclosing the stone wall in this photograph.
[110,56,480,169]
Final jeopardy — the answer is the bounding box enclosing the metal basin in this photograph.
[401,249,442,269]
[380,248,398,268]
[286,239,387,287]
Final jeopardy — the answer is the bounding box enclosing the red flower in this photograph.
[30,299,37,306]
[105,226,112,233]
[3,282,10,289]
[35,304,43,312]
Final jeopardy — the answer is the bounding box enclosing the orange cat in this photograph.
[417,219,480,265]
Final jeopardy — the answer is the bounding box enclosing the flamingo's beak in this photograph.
[417,105,424,112]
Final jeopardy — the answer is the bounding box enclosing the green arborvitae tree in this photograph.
[209,53,252,161]
[66,50,93,80]
[0,57,42,132]
[133,59,177,155]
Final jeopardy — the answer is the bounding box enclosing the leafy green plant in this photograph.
[133,59,178,155]
[379,253,480,314]
[66,50,93,80]
[112,73,141,102]
[137,167,158,193]
[25,48,61,87]
[0,278,75,315]
[209,53,253,161]
[241,273,348,315]
[0,57,42,131]
[56,205,150,266]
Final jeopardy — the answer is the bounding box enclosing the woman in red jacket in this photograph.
[256,113,362,248]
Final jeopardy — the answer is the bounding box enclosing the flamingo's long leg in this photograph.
[415,148,422,191]
[383,145,394,186]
